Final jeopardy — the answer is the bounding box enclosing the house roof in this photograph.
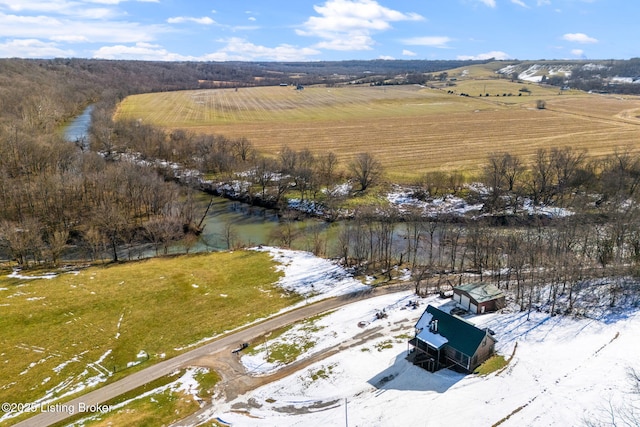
[415,305,491,356]
[415,312,449,349]
[454,282,505,304]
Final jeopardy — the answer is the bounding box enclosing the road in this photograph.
[13,284,412,427]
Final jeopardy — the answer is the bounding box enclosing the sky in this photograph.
[0,0,637,62]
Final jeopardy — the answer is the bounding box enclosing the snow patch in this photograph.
[254,246,368,300]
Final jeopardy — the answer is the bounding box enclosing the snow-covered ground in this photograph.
[386,185,574,219]
[254,246,369,302]
[201,291,640,427]
[8,247,640,426]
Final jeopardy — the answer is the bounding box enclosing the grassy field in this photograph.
[54,368,219,427]
[115,65,640,182]
[0,251,299,423]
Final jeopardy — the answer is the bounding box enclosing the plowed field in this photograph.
[115,83,640,181]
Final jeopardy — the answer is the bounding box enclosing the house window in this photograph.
[454,350,469,366]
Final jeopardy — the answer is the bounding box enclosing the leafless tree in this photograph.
[45,229,69,266]
[232,137,255,163]
[349,152,383,192]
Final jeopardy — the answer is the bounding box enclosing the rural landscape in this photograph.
[2,57,640,427]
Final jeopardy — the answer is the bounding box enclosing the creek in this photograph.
[64,105,93,149]
[62,106,335,257]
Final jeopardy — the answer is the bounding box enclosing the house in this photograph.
[453,282,505,314]
[408,305,497,373]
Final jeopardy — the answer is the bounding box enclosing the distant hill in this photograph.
[492,59,640,94]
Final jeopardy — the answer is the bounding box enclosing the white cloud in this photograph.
[402,36,452,48]
[204,38,321,61]
[478,0,496,7]
[297,0,423,51]
[0,0,155,17]
[73,7,118,19]
[562,33,598,43]
[571,49,584,56]
[314,34,375,51]
[511,0,529,7]
[0,11,169,44]
[50,34,89,42]
[93,42,189,60]
[0,38,74,58]
[378,55,394,60]
[457,50,511,60]
[167,16,215,25]
[231,25,261,32]
[94,38,322,62]
[0,1,77,13]
[402,49,417,57]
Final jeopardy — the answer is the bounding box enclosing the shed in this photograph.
[453,283,505,314]
[408,305,496,373]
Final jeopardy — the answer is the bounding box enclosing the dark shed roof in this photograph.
[419,305,489,356]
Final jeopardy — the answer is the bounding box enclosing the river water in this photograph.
[62,106,333,256]
[64,105,93,148]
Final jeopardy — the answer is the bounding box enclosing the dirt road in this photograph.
[13,284,412,427]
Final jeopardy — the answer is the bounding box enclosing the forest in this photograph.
[1,58,640,318]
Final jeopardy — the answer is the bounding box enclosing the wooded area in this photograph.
[0,58,410,264]
[2,58,640,319]
[0,59,237,264]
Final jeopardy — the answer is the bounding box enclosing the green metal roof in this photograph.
[423,305,490,356]
[454,282,504,304]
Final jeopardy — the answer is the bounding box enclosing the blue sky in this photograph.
[0,0,636,61]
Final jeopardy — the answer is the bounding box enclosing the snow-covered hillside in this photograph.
[203,290,640,427]
[497,62,640,86]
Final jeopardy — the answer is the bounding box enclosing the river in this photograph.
[62,106,334,257]
[64,105,93,149]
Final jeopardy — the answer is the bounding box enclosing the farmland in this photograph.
[115,75,640,181]
[0,251,299,424]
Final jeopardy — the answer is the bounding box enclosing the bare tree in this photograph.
[92,202,130,262]
[232,137,255,163]
[46,229,69,266]
[270,210,298,248]
[144,216,183,255]
[316,151,339,189]
[220,219,238,250]
[350,152,383,192]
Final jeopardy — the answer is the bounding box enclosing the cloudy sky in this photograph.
[0,0,636,61]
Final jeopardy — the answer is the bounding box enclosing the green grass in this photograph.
[474,354,508,375]
[310,364,336,381]
[374,340,394,352]
[58,368,220,427]
[194,369,220,398]
[250,313,330,365]
[0,250,300,421]
[51,367,219,427]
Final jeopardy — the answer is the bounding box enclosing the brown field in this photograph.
[115,75,640,182]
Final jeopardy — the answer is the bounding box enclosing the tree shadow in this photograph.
[367,350,465,393]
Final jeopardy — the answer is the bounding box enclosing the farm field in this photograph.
[115,76,640,182]
[0,251,300,425]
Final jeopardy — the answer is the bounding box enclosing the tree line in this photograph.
[0,58,391,265]
[0,58,270,265]
[321,146,640,316]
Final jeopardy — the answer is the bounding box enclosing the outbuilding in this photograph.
[453,282,505,314]
[408,305,497,373]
